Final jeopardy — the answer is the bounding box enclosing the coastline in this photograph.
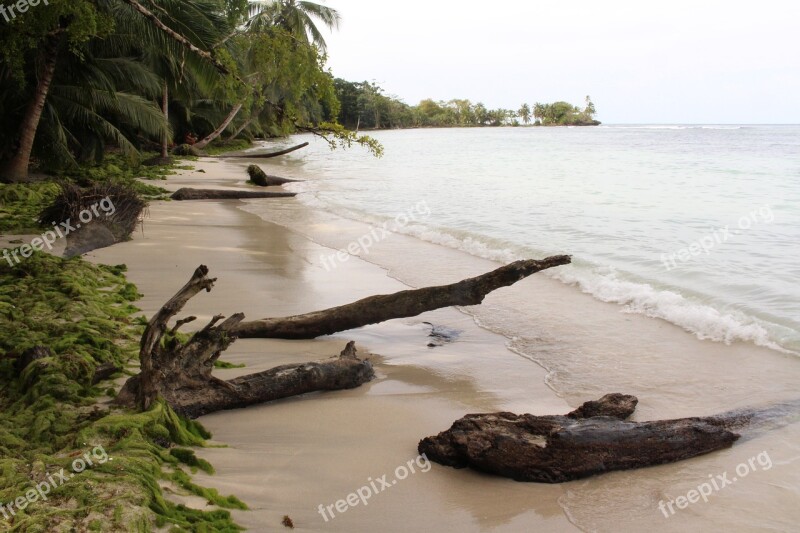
[85,157,576,531]
[86,155,800,532]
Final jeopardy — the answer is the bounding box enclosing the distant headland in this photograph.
[333,79,600,129]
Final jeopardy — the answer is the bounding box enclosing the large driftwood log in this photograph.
[171,188,296,201]
[418,394,743,482]
[117,257,568,416]
[115,266,373,417]
[234,255,572,339]
[247,165,301,186]
[222,142,309,159]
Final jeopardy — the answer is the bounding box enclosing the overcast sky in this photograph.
[321,0,800,124]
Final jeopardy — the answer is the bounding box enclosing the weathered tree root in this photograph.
[115,266,373,417]
[222,142,309,159]
[233,255,572,339]
[247,165,301,186]
[418,394,742,483]
[171,188,296,201]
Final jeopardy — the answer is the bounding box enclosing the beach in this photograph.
[87,153,800,532]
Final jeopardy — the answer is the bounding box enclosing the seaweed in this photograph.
[0,252,245,531]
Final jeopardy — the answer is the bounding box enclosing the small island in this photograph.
[334,80,600,129]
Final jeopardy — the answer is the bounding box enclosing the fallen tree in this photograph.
[247,165,301,186]
[233,255,572,339]
[116,257,570,416]
[170,188,296,201]
[115,266,374,417]
[418,393,746,482]
[222,142,309,159]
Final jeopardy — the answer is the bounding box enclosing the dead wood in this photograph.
[170,188,296,201]
[418,394,742,482]
[233,255,572,340]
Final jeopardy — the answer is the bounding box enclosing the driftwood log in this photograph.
[247,165,301,187]
[233,255,572,339]
[116,257,569,416]
[418,394,745,482]
[170,188,296,201]
[115,266,373,417]
[222,142,309,159]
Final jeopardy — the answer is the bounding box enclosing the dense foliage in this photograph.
[0,0,376,183]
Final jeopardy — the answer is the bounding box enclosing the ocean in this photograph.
[250,125,800,354]
[235,126,800,531]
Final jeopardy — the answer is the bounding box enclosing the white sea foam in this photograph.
[291,193,793,353]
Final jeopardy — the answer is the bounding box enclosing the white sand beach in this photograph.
[87,156,800,533]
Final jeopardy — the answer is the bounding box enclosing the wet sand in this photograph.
[87,157,800,532]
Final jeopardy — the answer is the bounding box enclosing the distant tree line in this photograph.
[333,79,600,130]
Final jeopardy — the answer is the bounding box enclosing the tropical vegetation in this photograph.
[0,0,375,184]
[333,79,600,129]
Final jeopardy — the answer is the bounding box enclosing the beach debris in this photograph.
[170,188,296,201]
[116,256,570,418]
[419,393,745,483]
[247,165,301,187]
[233,255,572,340]
[282,515,295,528]
[422,322,462,348]
[39,182,146,258]
[114,265,374,418]
[222,141,309,159]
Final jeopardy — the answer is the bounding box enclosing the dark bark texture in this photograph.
[234,255,572,339]
[418,394,743,483]
[170,188,296,201]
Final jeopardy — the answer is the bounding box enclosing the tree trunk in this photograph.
[160,83,170,159]
[170,188,296,201]
[116,258,569,416]
[115,266,374,417]
[419,393,743,483]
[233,255,572,339]
[193,104,243,150]
[226,117,253,141]
[247,165,300,186]
[224,142,309,159]
[0,36,61,183]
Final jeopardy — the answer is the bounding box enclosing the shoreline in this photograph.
[86,155,800,532]
[86,157,576,531]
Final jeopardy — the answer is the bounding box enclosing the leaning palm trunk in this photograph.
[161,84,170,158]
[226,116,254,141]
[0,36,60,183]
[193,103,243,150]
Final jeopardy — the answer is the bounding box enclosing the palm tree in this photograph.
[519,103,531,125]
[0,0,231,181]
[247,0,340,50]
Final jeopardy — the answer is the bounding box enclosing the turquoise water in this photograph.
[258,126,800,353]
